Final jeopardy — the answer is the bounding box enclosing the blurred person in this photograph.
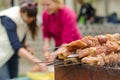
[107,12,120,24]
[77,3,96,24]
[40,0,82,61]
[0,0,48,79]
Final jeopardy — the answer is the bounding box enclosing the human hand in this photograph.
[46,53,56,62]
[43,51,51,61]
[31,63,48,72]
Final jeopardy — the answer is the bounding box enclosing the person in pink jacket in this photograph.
[41,0,82,60]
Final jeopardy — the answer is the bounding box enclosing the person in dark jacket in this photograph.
[77,3,96,24]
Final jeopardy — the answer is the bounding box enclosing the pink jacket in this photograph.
[42,6,82,47]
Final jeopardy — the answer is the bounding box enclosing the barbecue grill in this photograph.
[54,33,120,80]
[55,62,120,80]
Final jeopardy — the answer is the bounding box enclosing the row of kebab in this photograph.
[55,33,120,66]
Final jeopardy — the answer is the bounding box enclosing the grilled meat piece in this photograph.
[81,54,105,66]
[81,52,120,66]
[77,41,120,58]
[66,33,120,52]
[66,40,88,52]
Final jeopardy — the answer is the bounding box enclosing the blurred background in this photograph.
[1,0,120,17]
[0,0,120,79]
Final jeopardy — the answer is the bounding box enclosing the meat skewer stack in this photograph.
[56,33,120,66]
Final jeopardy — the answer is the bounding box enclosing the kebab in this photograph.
[76,41,120,58]
[81,52,120,66]
[57,33,120,59]
[56,33,120,66]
